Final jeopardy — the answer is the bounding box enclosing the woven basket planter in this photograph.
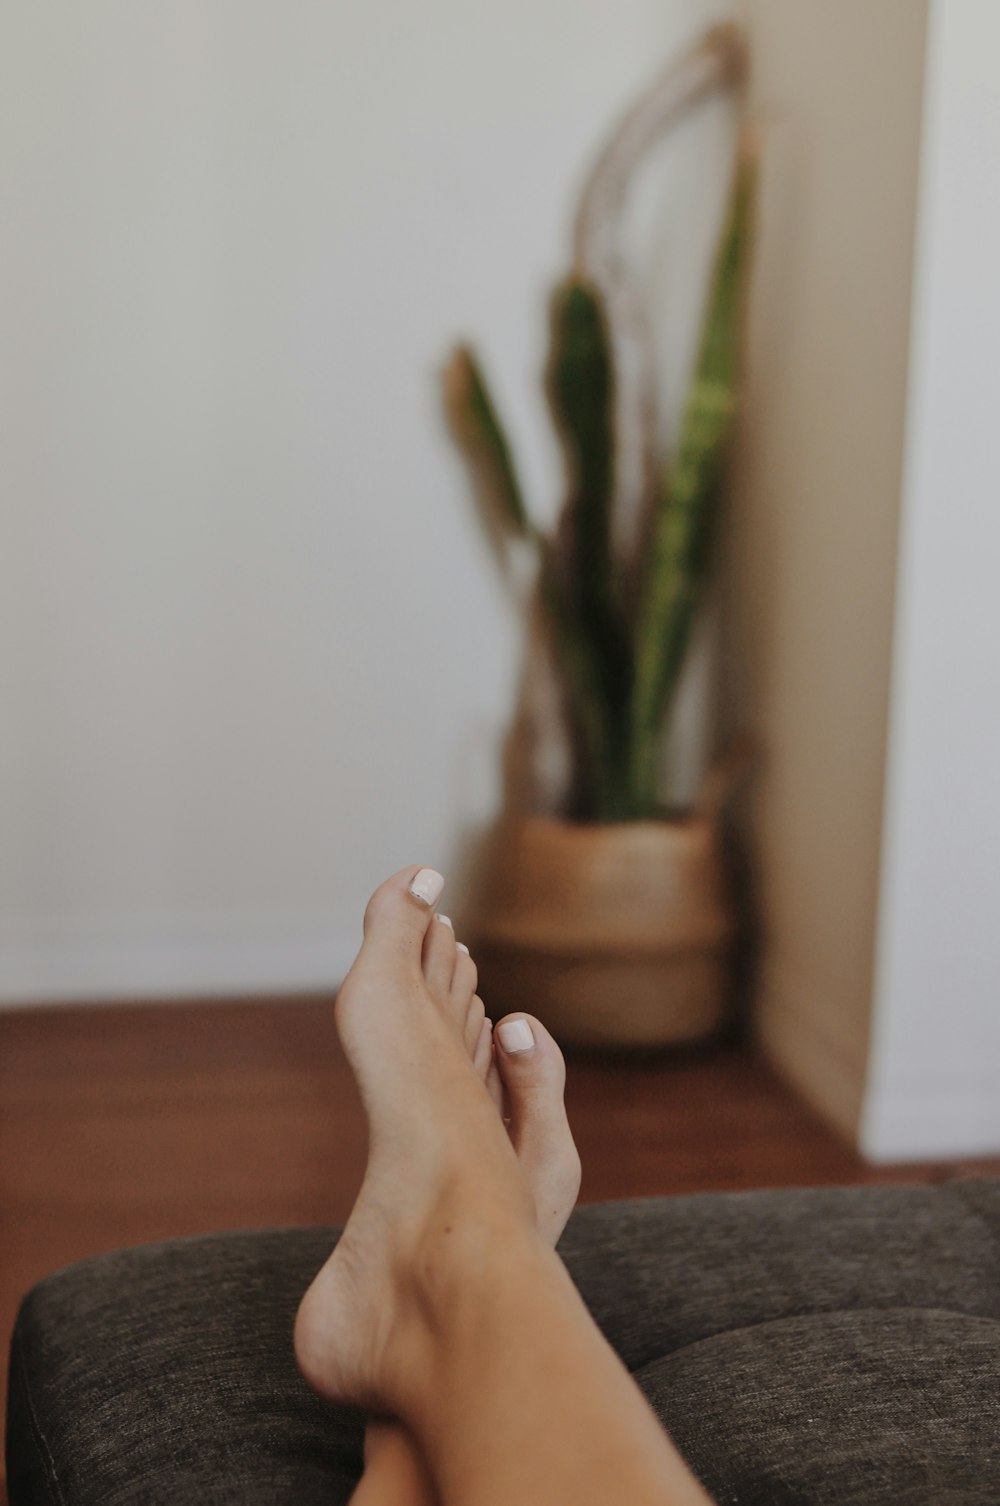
[468,812,736,1050]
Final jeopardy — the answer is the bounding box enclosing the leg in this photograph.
[295,868,713,1506]
[351,1422,438,1506]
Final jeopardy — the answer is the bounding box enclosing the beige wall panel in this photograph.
[727,0,929,1140]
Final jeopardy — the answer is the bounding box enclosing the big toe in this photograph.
[358,866,445,965]
[335,867,447,1058]
[494,1014,581,1245]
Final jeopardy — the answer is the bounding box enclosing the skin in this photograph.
[294,867,714,1506]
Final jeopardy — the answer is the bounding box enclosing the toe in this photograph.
[464,994,486,1058]
[422,913,457,1000]
[494,1013,581,1241]
[449,946,478,1020]
[472,1016,493,1080]
[359,867,445,970]
[493,1014,565,1124]
[485,1056,504,1114]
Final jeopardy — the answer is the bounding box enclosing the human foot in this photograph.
[348,906,581,1506]
[293,867,541,1413]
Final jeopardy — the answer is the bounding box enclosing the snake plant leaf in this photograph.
[546,277,634,809]
[629,128,759,808]
[443,345,532,538]
[536,541,608,800]
[538,538,634,820]
[547,278,618,623]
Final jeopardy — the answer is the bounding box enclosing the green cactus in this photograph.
[443,126,758,822]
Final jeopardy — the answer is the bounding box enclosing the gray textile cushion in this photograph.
[7,1180,1000,1505]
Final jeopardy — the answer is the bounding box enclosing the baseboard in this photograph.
[755,964,1000,1161]
[0,914,360,1007]
[860,1079,1000,1162]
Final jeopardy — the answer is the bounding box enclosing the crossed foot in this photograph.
[294,865,581,1417]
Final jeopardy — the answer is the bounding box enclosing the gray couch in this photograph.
[7,1179,1000,1504]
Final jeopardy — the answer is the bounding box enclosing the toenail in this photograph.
[409,868,444,907]
[456,942,470,955]
[498,1018,534,1054]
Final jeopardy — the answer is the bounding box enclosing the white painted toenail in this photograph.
[456,942,470,955]
[437,914,453,928]
[498,1019,534,1054]
[409,869,444,906]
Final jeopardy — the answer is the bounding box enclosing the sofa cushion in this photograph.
[7,1179,1000,1505]
[640,1309,1000,1505]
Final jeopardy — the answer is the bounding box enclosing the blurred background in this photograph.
[2,0,999,1454]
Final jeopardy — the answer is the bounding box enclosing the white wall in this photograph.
[862,0,1000,1159]
[0,0,737,1003]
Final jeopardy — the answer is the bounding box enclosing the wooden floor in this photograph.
[2,996,998,1489]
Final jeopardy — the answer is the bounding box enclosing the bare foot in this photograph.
[354,901,582,1504]
[294,867,543,1413]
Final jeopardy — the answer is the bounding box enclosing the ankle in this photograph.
[382,1193,545,1404]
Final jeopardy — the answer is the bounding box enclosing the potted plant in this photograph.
[444,24,758,1048]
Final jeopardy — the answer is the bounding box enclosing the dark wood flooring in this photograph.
[3,996,998,1491]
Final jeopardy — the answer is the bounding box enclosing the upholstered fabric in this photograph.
[7,1179,1000,1504]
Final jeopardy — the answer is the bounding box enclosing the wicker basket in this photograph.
[468,810,736,1050]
